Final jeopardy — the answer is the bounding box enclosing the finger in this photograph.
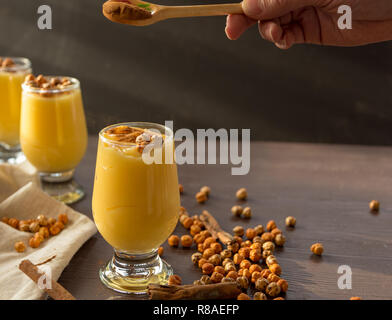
[258,21,305,49]
[242,0,320,20]
[258,20,282,42]
[225,14,257,40]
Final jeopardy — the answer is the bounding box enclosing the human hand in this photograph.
[225,0,392,48]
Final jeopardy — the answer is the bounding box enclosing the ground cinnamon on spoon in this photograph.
[103,0,152,21]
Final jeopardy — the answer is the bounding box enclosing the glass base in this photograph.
[40,170,85,204]
[99,249,173,296]
[0,143,25,164]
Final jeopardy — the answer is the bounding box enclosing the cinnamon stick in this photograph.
[148,282,241,300]
[19,259,76,300]
[200,210,233,245]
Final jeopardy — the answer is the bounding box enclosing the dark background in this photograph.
[1,0,391,144]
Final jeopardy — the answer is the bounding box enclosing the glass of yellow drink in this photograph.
[20,75,88,204]
[0,57,32,164]
[92,122,180,295]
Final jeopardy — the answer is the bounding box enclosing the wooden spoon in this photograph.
[103,0,243,26]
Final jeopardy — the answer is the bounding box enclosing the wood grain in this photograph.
[59,136,392,299]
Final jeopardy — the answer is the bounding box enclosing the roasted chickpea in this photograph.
[198,258,208,269]
[261,232,274,242]
[310,243,324,256]
[54,221,64,230]
[196,192,207,204]
[202,263,215,275]
[49,224,61,236]
[227,242,239,253]
[179,184,184,194]
[262,249,273,259]
[191,252,202,265]
[182,217,194,229]
[251,271,262,283]
[238,247,250,258]
[267,273,280,283]
[254,292,268,300]
[208,254,222,266]
[18,221,30,232]
[285,216,296,227]
[242,207,252,219]
[222,258,233,267]
[271,228,282,237]
[203,237,216,250]
[233,253,245,265]
[214,266,225,275]
[14,241,26,253]
[239,259,251,269]
[246,228,256,240]
[266,220,277,231]
[210,242,222,254]
[211,271,224,283]
[238,268,251,280]
[224,263,237,273]
[369,200,380,212]
[58,213,68,225]
[252,236,264,244]
[269,264,282,276]
[226,271,238,280]
[266,282,281,297]
[220,249,232,259]
[277,279,288,292]
[200,275,212,285]
[274,234,286,246]
[249,249,262,262]
[262,241,275,251]
[236,276,249,290]
[37,215,48,226]
[255,277,269,292]
[38,227,49,239]
[194,233,206,244]
[254,224,264,235]
[231,206,243,217]
[261,269,272,279]
[249,264,262,274]
[237,293,251,300]
[181,235,193,248]
[266,255,278,267]
[236,188,247,200]
[190,224,201,236]
[250,242,262,250]
[168,235,180,247]
[8,218,19,229]
[28,236,41,248]
[203,248,216,259]
[200,186,211,197]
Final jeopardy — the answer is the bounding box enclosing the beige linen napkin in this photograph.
[0,161,40,203]
[0,166,96,300]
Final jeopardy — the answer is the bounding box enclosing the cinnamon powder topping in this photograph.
[104,125,164,152]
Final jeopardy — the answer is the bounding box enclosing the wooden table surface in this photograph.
[59,136,392,300]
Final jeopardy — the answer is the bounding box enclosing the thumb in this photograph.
[242,0,317,20]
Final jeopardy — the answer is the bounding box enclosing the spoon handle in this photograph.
[163,3,243,18]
